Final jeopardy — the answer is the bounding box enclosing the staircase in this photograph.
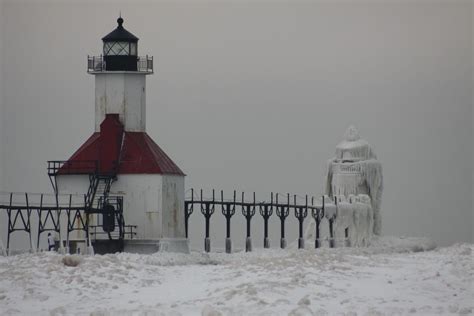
[86,174,115,210]
[83,170,124,244]
[47,160,128,251]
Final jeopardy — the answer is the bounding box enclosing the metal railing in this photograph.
[87,55,153,73]
[97,195,123,212]
[47,160,98,176]
[89,225,137,240]
[185,189,332,253]
[47,160,120,176]
[0,191,132,254]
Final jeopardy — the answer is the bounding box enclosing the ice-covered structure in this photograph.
[330,194,374,246]
[306,126,383,247]
[326,125,383,236]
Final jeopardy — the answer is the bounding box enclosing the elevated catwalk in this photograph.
[0,191,135,255]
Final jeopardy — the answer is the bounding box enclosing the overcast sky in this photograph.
[0,0,472,250]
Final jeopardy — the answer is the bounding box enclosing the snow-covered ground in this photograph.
[0,237,472,316]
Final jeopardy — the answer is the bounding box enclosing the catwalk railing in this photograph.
[1,189,340,255]
[185,189,338,253]
[0,192,133,255]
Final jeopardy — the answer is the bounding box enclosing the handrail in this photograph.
[89,225,137,239]
[47,160,98,176]
[87,55,153,73]
[47,160,120,176]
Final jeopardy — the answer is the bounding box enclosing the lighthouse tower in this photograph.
[54,17,188,254]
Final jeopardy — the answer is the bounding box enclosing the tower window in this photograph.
[104,41,131,56]
[130,43,137,55]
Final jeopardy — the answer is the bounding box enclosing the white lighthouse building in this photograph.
[54,17,188,254]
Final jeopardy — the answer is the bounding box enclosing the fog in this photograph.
[0,0,472,250]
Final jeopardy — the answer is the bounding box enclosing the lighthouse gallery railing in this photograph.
[87,55,153,73]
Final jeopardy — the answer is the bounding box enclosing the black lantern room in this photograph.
[102,17,139,71]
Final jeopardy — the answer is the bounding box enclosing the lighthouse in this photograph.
[52,17,188,254]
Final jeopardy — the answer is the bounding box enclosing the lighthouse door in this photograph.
[102,204,116,233]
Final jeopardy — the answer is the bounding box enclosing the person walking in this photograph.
[47,233,55,251]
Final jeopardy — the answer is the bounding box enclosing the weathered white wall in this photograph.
[111,175,162,239]
[111,175,185,240]
[56,175,90,195]
[95,73,146,132]
[161,175,185,238]
[56,174,185,240]
[55,175,90,241]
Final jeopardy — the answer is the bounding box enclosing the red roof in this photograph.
[63,114,185,176]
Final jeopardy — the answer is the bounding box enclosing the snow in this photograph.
[0,237,472,315]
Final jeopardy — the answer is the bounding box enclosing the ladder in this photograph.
[86,174,115,210]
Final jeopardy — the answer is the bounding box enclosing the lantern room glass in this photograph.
[130,43,137,55]
[103,41,137,56]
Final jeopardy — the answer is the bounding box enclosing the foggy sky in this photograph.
[0,0,472,250]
